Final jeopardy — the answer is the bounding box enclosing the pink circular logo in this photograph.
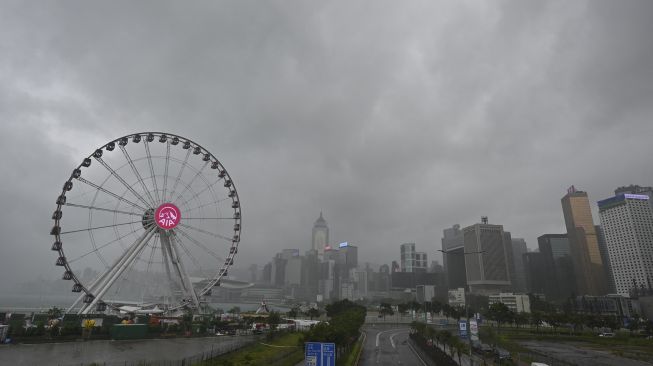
[155,203,181,230]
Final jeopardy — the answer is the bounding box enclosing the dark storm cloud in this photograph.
[1,0,652,287]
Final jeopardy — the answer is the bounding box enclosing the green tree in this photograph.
[408,301,421,312]
[442,304,452,318]
[287,306,299,319]
[628,317,641,335]
[450,336,465,365]
[228,306,241,314]
[181,310,193,333]
[544,312,566,334]
[486,303,513,333]
[429,299,443,315]
[440,330,453,354]
[47,307,63,320]
[530,311,544,333]
[379,303,394,319]
[268,311,281,331]
[514,312,529,329]
[306,308,321,320]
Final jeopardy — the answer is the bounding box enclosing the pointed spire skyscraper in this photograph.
[312,211,329,257]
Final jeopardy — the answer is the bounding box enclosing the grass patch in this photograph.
[337,333,364,366]
[480,326,653,364]
[197,332,304,366]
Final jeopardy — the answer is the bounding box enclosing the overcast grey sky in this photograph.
[1,1,652,289]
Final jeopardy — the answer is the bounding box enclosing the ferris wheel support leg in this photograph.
[162,231,201,311]
[160,235,177,288]
[75,231,154,315]
[81,229,156,315]
[77,228,155,314]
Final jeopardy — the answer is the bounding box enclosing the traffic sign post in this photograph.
[305,342,336,366]
[459,320,468,339]
[469,319,479,342]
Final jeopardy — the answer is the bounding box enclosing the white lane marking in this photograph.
[389,329,410,349]
[375,329,395,347]
[407,341,429,366]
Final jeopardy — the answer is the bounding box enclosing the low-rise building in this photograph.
[448,287,466,308]
[489,293,531,313]
[575,294,640,319]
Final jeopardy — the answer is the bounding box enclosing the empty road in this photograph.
[358,325,428,366]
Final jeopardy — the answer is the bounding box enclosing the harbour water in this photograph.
[0,293,290,314]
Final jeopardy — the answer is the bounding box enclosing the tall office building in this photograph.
[595,225,616,293]
[400,243,416,272]
[312,212,329,257]
[523,251,547,294]
[615,185,653,206]
[463,219,512,294]
[338,242,358,271]
[302,249,320,301]
[442,224,467,290]
[561,187,608,295]
[538,234,575,300]
[598,193,653,297]
[510,238,528,293]
[415,252,428,272]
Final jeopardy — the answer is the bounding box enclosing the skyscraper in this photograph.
[510,238,528,293]
[595,225,616,293]
[400,243,416,272]
[561,187,607,295]
[598,193,653,297]
[415,252,428,273]
[537,234,575,300]
[442,224,466,290]
[463,219,512,294]
[312,212,329,257]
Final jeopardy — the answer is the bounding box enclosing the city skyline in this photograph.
[1,1,653,290]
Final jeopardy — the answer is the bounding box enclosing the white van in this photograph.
[530,363,549,366]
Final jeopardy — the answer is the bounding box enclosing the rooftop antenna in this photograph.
[481,216,488,224]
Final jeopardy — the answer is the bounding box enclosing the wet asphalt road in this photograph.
[358,325,428,366]
[0,335,257,366]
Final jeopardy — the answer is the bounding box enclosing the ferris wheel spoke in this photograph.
[177,223,234,244]
[170,232,205,277]
[143,140,161,204]
[173,227,225,262]
[145,235,160,274]
[80,228,156,314]
[183,217,234,220]
[76,176,148,212]
[60,220,144,235]
[177,177,224,207]
[64,202,142,217]
[173,161,209,203]
[94,156,154,210]
[119,145,157,207]
[161,141,171,203]
[68,226,143,264]
[184,197,231,214]
[169,148,192,204]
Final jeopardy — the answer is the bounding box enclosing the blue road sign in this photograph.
[306,342,322,366]
[305,342,335,366]
[322,343,335,366]
[459,320,468,339]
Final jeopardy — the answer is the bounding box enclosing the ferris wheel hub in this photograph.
[155,203,181,230]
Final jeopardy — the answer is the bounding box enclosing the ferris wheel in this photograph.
[50,132,241,315]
